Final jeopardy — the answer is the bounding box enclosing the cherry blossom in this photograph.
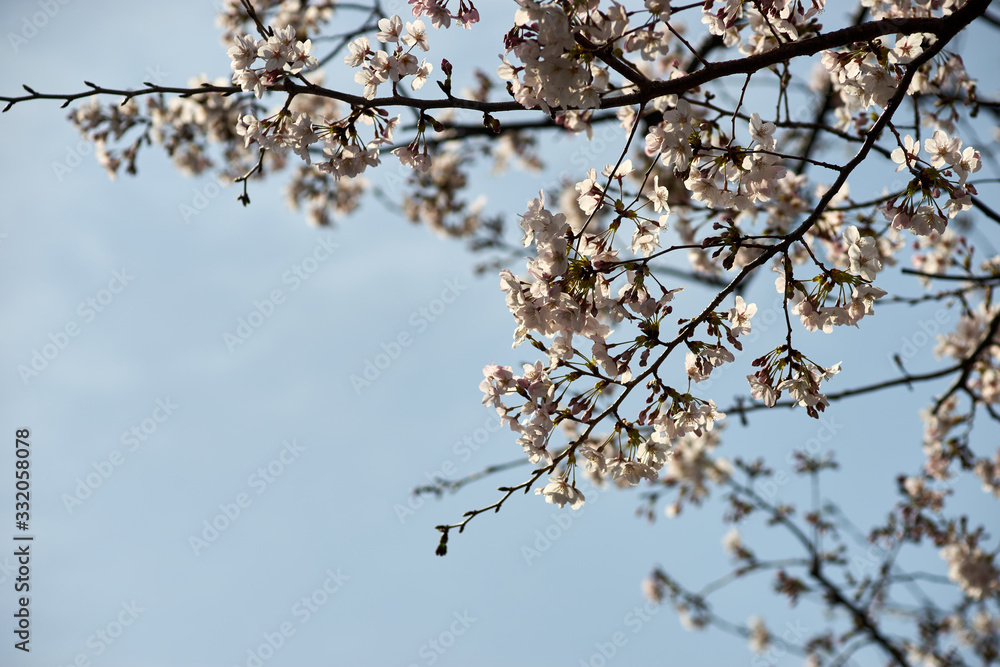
[727,296,757,337]
[376,15,403,43]
[925,129,962,168]
[890,134,919,172]
[748,113,776,150]
[402,20,430,52]
[535,477,585,509]
[843,225,882,281]
[940,540,1000,601]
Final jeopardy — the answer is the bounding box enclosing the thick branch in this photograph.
[3,6,989,117]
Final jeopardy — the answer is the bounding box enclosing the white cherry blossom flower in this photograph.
[747,375,777,407]
[286,39,317,73]
[376,15,402,43]
[843,226,882,281]
[258,26,296,71]
[402,20,430,52]
[749,112,775,150]
[645,0,671,22]
[228,33,259,70]
[236,113,263,146]
[345,36,370,68]
[847,284,887,322]
[890,134,918,172]
[412,59,433,89]
[355,67,383,99]
[728,296,757,336]
[953,145,981,183]
[924,130,961,168]
[638,438,673,470]
[577,444,610,475]
[232,69,264,98]
[722,527,742,555]
[748,616,770,654]
[536,477,585,509]
[608,457,658,485]
[388,53,418,83]
[646,175,671,214]
[575,168,605,215]
[890,33,923,64]
[602,159,633,180]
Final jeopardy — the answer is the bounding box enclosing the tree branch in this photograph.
[4,5,989,118]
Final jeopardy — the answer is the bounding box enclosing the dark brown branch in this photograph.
[609,5,992,109]
[970,195,1000,226]
[574,33,653,92]
[4,5,990,118]
[900,268,1000,283]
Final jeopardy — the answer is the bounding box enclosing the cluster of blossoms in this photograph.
[941,535,1000,600]
[493,0,683,127]
[684,115,787,213]
[67,74,260,183]
[498,0,618,112]
[746,350,841,416]
[778,226,889,336]
[701,0,825,50]
[916,301,1000,484]
[684,296,757,384]
[343,2,480,101]
[229,26,318,98]
[480,359,559,468]
[229,10,447,184]
[904,609,1000,665]
[574,159,672,256]
[737,240,878,413]
[344,16,434,99]
[409,0,480,29]
[861,0,972,22]
[896,423,1000,602]
[224,5,480,204]
[233,95,401,181]
[892,292,1000,606]
[884,129,982,236]
[216,0,334,45]
[821,34,927,119]
[479,171,750,509]
[475,119,665,486]
[228,24,408,182]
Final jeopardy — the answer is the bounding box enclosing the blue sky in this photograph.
[1,2,998,666]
